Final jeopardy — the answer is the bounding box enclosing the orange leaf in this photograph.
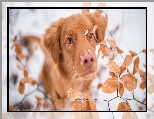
[140,76,146,89]
[43,102,48,108]
[99,44,110,58]
[122,55,132,68]
[110,52,114,60]
[82,98,96,111]
[121,74,137,91]
[20,77,33,84]
[107,61,120,77]
[97,83,103,89]
[71,100,82,111]
[102,78,118,93]
[133,57,139,75]
[17,64,23,70]
[142,49,146,54]
[9,105,14,111]
[32,80,36,85]
[129,50,137,57]
[15,44,22,55]
[118,82,124,97]
[13,36,17,42]
[138,70,146,77]
[116,47,123,54]
[110,72,116,77]
[55,98,64,109]
[18,82,25,94]
[120,66,126,75]
[35,95,42,104]
[23,70,28,77]
[117,102,132,111]
[67,88,84,101]
[107,39,116,49]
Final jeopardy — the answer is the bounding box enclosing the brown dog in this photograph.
[40,10,108,110]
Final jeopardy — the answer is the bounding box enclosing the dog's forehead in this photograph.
[61,14,93,32]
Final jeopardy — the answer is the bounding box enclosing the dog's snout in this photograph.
[81,52,95,69]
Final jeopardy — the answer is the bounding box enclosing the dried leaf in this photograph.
[118,82,124,97]
[129,50,137,57]
[67,88,84,101]
[142,49,146,54]
[120,66,126,75]
[138,70,146,77]
[122,112,138,119]
[13,36,17,42]
[117,102,132,111]
[71,100,82,111]
[18,82,25,94]
[15,44,22,55]
[9,105,14,111]
[122,55,132,68]
[82,98,96,111]
[43,102,48,108]
[23,70,28,77]
[99,44,110,58]
[147,84,154,94]
[32,80,36,85]
[142,98,146,103]
[97,83,103,89]
[110,72,116,77]
[94,9,103,17]
[20,77,33,84]
[140,76,146,89]
[108,39,116,49]
[133,57,139,75]
[116,46,123,54]
[102,78,118,93]
[110,52,114,60]
[17,64,23,70]
[121,74,137,91]
[150,48,154,53]
[35,95,43,104]
[107,61,120,77]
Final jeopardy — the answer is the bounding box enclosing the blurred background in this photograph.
[2,2,154,119]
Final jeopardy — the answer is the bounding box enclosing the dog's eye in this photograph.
[89,33,94,39]
[66,37,74,44]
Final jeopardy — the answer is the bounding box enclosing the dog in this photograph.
[39,9,108,110]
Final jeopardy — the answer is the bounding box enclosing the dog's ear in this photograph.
[42,21,61,64]
[86,12,108,44]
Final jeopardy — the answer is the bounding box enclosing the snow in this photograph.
[2,2,154,119]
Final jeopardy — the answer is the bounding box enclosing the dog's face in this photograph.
[43,13,107,80]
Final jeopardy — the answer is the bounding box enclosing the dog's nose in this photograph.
[81,52,95,69]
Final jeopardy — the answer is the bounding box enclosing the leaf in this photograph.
[18,82,25,94]
[129,50,137,57]
[82,98,97,111]
[150,48,154,53]
[99,44,110,58]
[32,80,36,85]
[55,98,64,109]
[23,70,28,77]
[43,102,48,108]
[142,49,146,54]
[121,74,137,91]
[13,36,17,42]
[118,82,124,97]
[67,88,84,101]
[17,64,23,70]
[97,83,103,89]
[110,72,116,77]
[35,95,43,103]
[122,55,132,68]
[20,77,33,84]
[116,46,123,54]
[102,78,118,93]
[133,57,140,75]
[110,52,114,60]
[122,112,138,119]
[15,44,22,55]
[71,100,82,111]
[120,66,126,75]
[107,39,116,49]
[147,84,154,94]
[117,102,132,111]
[107,61,120,77]
[9,105,14,111]
[140,76,146,89]
[138,70,146,77]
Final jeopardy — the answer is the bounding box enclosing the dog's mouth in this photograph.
[80,71,96,80]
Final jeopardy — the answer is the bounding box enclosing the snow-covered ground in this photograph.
[2,2,154,119]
